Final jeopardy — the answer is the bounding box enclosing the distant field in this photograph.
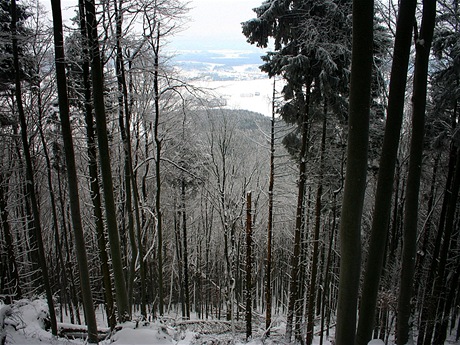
[170,49,282,116]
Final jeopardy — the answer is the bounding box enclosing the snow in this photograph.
[9,299,457,345]
[110,324,174,344]
[0,299,337,345]
[368,340,385,345]
[189,78,279,116]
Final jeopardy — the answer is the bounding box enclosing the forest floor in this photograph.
[1,298,459,344]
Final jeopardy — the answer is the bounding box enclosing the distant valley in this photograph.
[171,49,277,116]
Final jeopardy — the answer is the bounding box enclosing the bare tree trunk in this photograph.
[113,0,147,319]
[77,0,116,329]
[245,192,253,341]
[37,93,71,326]
[265,78,276,335]
[429,147,460,344]
[181,179,190,319]
[152,25,164,316]
[286,96,309,342]
[84,0,130,322]
[306,109,327,345]
[355,0,416,342]
[173,204,185,318]
[335,0,374,341]
[418,106,457,345]
[50,0,98,340]
[11,0,57,335]
[396,0,436,343]
[319,191,339,345]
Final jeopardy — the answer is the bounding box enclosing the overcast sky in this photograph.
[52,0,262,51]
[171,0,262,51]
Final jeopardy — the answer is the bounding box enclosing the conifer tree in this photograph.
[243,1,351,341]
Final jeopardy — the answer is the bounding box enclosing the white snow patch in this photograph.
[110,325,174,344]
[368,340,385,345]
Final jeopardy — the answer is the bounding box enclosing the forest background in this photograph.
[0,0,459,344]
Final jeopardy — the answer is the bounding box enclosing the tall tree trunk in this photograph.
[396,0,436,343]
[418,105,457,345]
[265,78,276,335]
[77,0,116,329]
[335,0,374,342]
[50,0,98,341]
[181,179,190,319]
[245,192,253,341]
[306,109,327,345]
[428,147,460,344]
[355,0,416,342]
[83,0,130,322]
[320,191,339,345]
[113,0,146,319]
[152,25,164,316]
[11,0,57,335]
[37,90,71,326]
[57,168,80,325]
[285,95,309,342]
[173,205,185,318]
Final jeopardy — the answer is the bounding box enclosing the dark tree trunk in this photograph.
[84,0,130,322]
[430,148,460,345]
[181,179,190,319]
[285,97,309,342]
[355,0,416,342]
[396,0,436,343]
[306,110,327,345]
[173,205,185,318]
[320,191,339,345]
[245,192,253,341]
[151,25,164,316]
[418,106,458,345]
[50,0,98,341]
[335,0,374,342]
[265,79,276,335]
[77,0,116,329]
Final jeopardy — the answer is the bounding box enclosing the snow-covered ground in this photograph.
[2,299,460,344]
[1,298,335,345]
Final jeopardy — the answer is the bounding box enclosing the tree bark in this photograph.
[285,96,309,342]
[77,0,116,329]
[245,192,253,341]
[152,25,164,316]
[396,0,436,343]
[11,0,57,335]
[355,0,416,342]
[181,179,190,319]
[50,0,98,341]
[335,0,374,342]
[83,0,130,322]
[265,78,276,335]
[306,109,327,345]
